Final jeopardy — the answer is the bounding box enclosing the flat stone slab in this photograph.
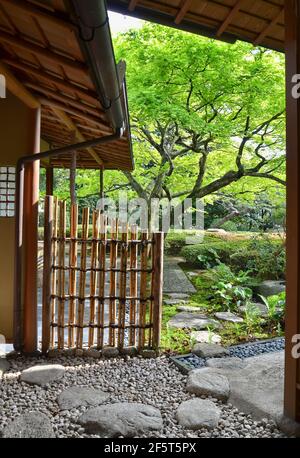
[206,357,246,371]
[191,331,221,344]
[0,359,10,378]
[256,280,285,297]
[192,343,229,358]
[177,305,202,313]
[79,403,163,437]
[239,302,268,317]
[20,364,65,386]
[163,258,196,294]
[187,368,230,401]
[214,312,243,323]
[167,293,190,300]
[1,412,55,438]
[177,399,221,430]
[58,386,109,410]
[164,299,187,306]
[168,313,220,330]
[211,351,284,421]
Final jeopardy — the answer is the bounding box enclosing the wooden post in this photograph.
[152,232,164,352]
[46,167,54,196]
[42,196,53,354]
[284,0,300,423]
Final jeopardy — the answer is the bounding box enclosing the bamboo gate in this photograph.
[42,196,164,354]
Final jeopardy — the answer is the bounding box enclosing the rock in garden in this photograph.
[0,359,9,378]
[206,357,246,370]
[58,386,109,410]
[167,293,190,300]
[177,305,203,312]
[79,403,163,437]
[187,368,230,401]
[102,346,119,358]
[164,299,187,306]
[191,331,221,344]
[192,343,229,358]
[214,312,243,323]
[20,364,65,386]
[168,312,220,330]
[1,412,55,438]
[177,399,221,430]
[256,280,285,297]
[239,302,268,317]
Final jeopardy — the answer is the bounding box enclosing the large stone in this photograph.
[214,312,243,323]
[58,386,109,410]
[20,364,65,386]
[168,313,220,330]
[206,357,246,371]
[1,412,55,438]
[0,359,9,378]
[191,331,221,345]
[164,299,187,306]
[177,305,203,313]
[79,403,163,437]
[163,259,196,294]
[187,368,230,401]
[177,399,221,430]
[167,293,190,300]
[192,343,229,358]
[239,302,269,317]
[256,280,285,297]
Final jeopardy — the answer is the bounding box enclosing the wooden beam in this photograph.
[39,97,111,131]
[51,107,104,166]
[175,0,193,25]
[128,0,139,12]
[25,81,105,120]
[0,30,87,75]
[254,7,284,45]
[0,61,39,108]
[1,0,75,32]
[3,58,99,105]
[284,0,300,423]
[216,0,243,37]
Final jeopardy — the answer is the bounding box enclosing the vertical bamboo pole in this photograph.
[57,200,66,349]
[152,232,164,351]
[118,223,128,349]
[129,225,138,346]
[138,231,148,350]
[109,219,118,347]
[89,210,100,347]
[50,197,58,348]
[97,214,107,348]
[42,195,53,354]
[76,207,89,348]
[68,204,78,347]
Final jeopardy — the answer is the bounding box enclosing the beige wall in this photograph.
[0,91,40,342]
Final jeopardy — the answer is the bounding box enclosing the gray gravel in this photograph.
[0,355,286,438]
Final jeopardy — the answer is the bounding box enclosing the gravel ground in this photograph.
[0,354,286,438]
[174,338,285,371]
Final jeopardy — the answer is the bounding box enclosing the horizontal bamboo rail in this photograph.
[42,197,164,354]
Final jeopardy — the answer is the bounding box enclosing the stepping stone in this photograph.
[192,343,229,358]
[191,331,221,345]
[163,260,196,294]
[164,299,187,306]
[187,368,230,401]
[20,364,65,386]
[214,312,244,323]
[58,386,109,410]
[1,412,55,438]
[0,359,9,379]
[177,305,202,313]
[167,293,190,300]
[79,403,163,437]
[206,357,246,371]
[168,313,220,330]
[239,303,268,317]
[177,399,221,430]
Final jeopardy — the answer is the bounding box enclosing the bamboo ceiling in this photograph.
[108,0,285,52]
[0,0,133,170]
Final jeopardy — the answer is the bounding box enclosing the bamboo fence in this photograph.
[42,196,164,353]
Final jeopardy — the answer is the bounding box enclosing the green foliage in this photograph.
[259,291,285,321]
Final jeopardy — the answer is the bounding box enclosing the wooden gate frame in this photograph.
[42,196,164,354]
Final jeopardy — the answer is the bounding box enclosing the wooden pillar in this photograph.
[46,167,54,196]
[23,107,41,354]
[152,232,164,351]
[284,0,300,422]
[42,195,53,354]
